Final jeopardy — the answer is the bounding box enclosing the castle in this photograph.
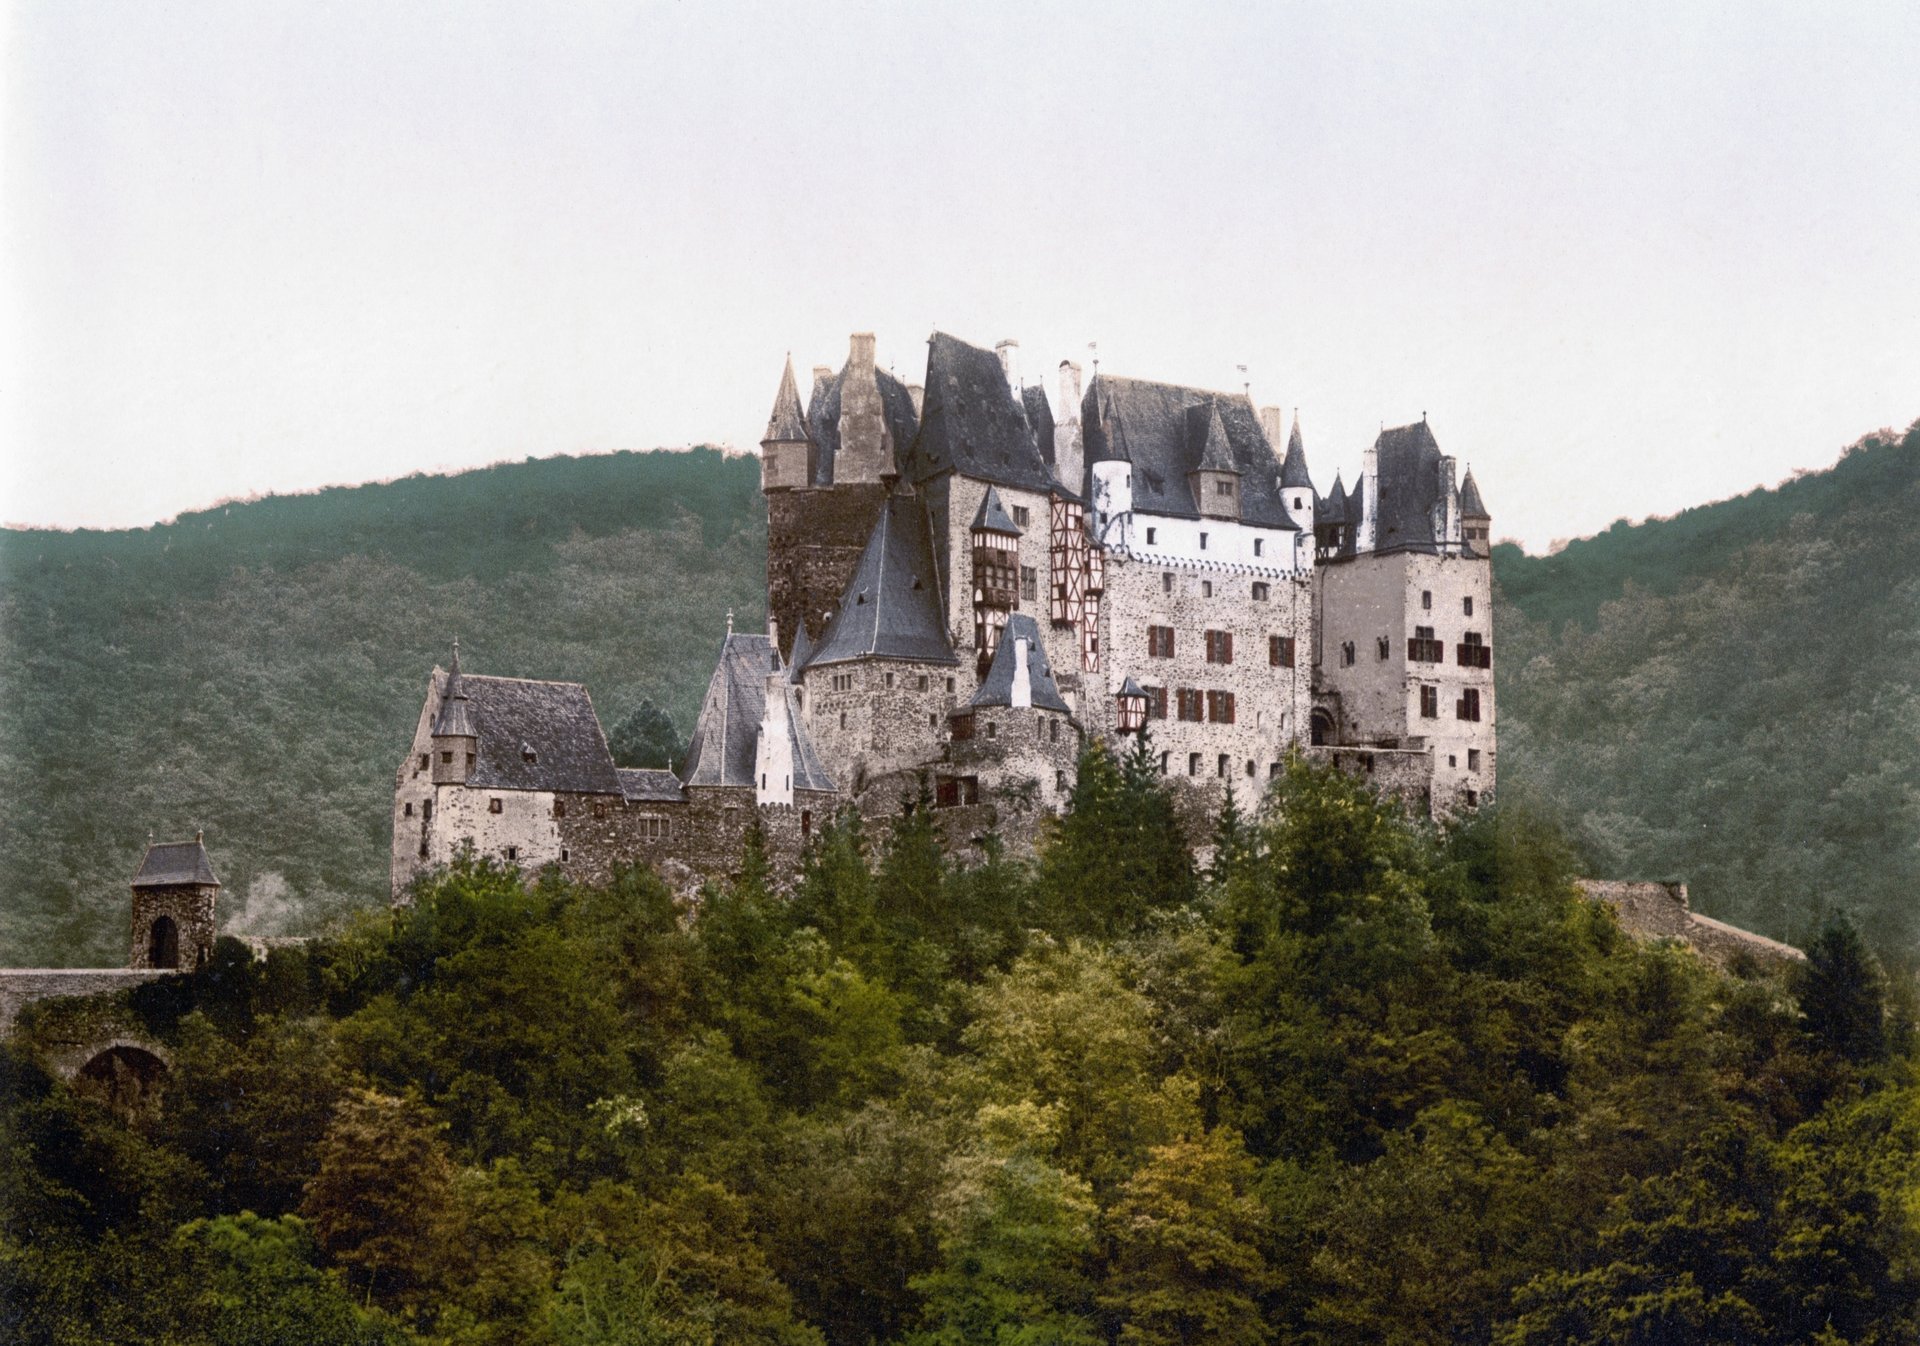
[391,330,1496,897]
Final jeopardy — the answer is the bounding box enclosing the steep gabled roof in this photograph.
[805,361,920,486]
[970,613,1071,714]
[970,485,1022,537]
[681,634,837,791]
[1370,420,1451,554]
[618,768,686,804]
[1022,385,1057,467]
[1079,375,1297,529]
[1459,467,1489,519]
[763,354,811,444]
[682,633,776,789]
[133,837,220,888]
[435,671,624,795]
[786,622,815,681]
[1280,416,1314,490]
[908,332,1059,495]
[1321,471,1347,518]
[808,495,959,667]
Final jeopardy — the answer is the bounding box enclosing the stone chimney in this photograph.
[996,339,1020,388]
[1259,406,1284,448]
[1059,361,1082,422]
[907,383,924,418]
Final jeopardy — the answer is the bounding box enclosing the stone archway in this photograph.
[1310,708,1336,747]
[74,1042,169,1115]
[147,915,180,968]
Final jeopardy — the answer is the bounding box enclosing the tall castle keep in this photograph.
[391,330,1496,897]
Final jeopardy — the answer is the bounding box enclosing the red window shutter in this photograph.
[1222,632,1233,664]
[1224,691,1236,724]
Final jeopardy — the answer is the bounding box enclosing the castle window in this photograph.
[986,722,997,739]
[1162,572,1173,593]
[1293,497,1303,510]
[1465,789,1479,808]
[1420,685,1439,718]
[1341,641,1355,666]
[505,846,518,861]
[1245,759,1256,777]
[639,815,666,841]
[1199,533,1209,550]
[1217,753,1230,777]
[441,751,453,764]
[1422,590,1432,610]
[1204,630,1234,664]
[561,848,570,862]
[801,810,812,838]
[1253,538,1264,557]
[1251,582,1270,601]
[947,677,956,694]
[467,753,475,770]
[1055,770,1067,791]
[1464,596,1474,616]
[522,747,537,764]
[1457,631,1491,669]
[1013,505,1031,527]
[1409,626,1443,663]
[1206,690,1236,724]
[1456,688,1482,722]
[839,711,847,729]
[1147,625,1175,658]
[1176,688,1204,722]
[1469,748,1481,770]
[1188,753,1201,776]
[1202,580,1214,598]
[1146,527,1157,544]
[929,712,939,728]
[1270,635,1296,668]
[1050,719,1060,743]
[554,800,566,818]
[1449,755,1457,768]
[422,799,432,821]
[489,798,503,814]
[1270,762,1282,778]
[404,802,413,817]
[885,671,896,689]
[1145,686,1168,719]
[419,754,429,771]
[951,712,975,740]
[935,776,979,808]
[1377,636,1390,660]
[1021,566,1038,601]
[1159,751,1170,775]
[831,672,854,692]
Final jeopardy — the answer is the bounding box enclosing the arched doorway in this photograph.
[1310,709,1335,747]
[75,1045,169,1115]
[148,915,179,968]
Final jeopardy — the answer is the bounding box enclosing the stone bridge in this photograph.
[0,969,178,1110]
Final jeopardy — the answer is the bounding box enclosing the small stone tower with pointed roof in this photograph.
[431,639,479,786]
[129,832,219,970]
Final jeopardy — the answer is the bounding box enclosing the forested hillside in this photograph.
[0,449,766,965]
[1494,419,1920,955]
[7,760,1918,1343]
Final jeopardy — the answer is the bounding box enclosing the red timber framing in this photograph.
[972,527,1019,673]
[1049,495,1102,672]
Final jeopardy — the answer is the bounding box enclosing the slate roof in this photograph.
[1280,416,1314,490]
[1321,471,1347,519]
[1369,421,1453,554]
[132,838,220,889]
[1022,385,1056,468]
[1459,468,1489,518]
[785,622,815,681]
[970,613,1072,714]
[618,768,687,804]
[971,485,1022,537]
[432,671,624,795]
[763,354,811,444]
[908,332,1061,495]
[681,634,836,792]
[1080,376,1298,529]
[431,643,479,738]
[805,360,920,486]
[808,495,959,667]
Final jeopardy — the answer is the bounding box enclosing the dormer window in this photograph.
[1216,480,1234,496]
[522,746,537,764]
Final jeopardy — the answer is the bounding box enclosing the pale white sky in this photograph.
[3,1,1915,550]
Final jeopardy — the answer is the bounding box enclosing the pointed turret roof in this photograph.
[1459,467,1489,519]
[970,485,1022,537]
[786,622,814,682]
[1322,471,1347,517]
[1193,404,1239,474]
[809,495,959,667]
[969,613,1071,713]
[1279,414,1313,489]
[682,632,835,791]
[1346,476,1365,525]
[432,640,479,738]
[1118,675,1147,699]
[762,354,811,444]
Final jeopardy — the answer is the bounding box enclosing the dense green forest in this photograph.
[1494,419,1920,954]
[0,449,767,964]
[2,419,1916,966]
[6,756,1917,1343]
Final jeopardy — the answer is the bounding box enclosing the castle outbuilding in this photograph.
[129,833,220,971]
[391,327,1500,895]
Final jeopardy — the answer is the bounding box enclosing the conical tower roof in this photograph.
[432,639,479,738]
[1322,470,1347,517]
[762,354,811,445]
[1459,467,1489,519]
[1279,412,1313,489]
